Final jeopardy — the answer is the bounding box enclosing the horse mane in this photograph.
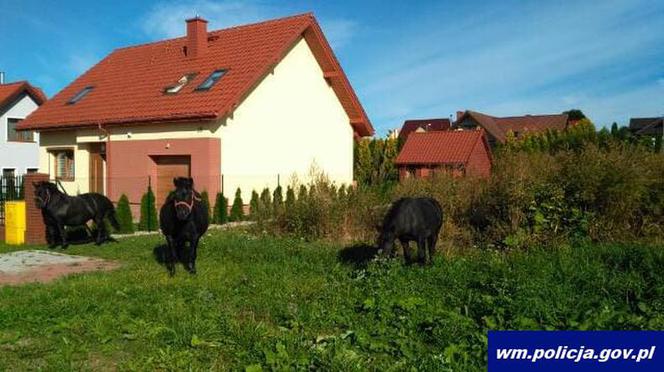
[36,181,62,194]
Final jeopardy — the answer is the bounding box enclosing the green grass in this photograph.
[1,231,663,371]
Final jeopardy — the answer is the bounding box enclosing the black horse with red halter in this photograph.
[159,177,209,275]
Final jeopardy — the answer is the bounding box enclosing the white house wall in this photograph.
[38,130,90,195]
[0,94,40,174]
[219,37,353,200]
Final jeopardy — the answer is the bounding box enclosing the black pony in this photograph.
[378,197,443,265]
[33,181,120,248]
[159,177,209,276]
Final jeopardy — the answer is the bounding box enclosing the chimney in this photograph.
[186,16,208,58]
[0,72,4,84]
[456,111,464,121]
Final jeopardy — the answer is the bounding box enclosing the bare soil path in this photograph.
[0,250,119,286]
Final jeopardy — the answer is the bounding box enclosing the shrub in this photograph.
[285,186,295,211]
[230,188,244,221]
[268,142,664,248]
[249,190,260,219]
[213,193,228,224]
[200,190,211,218]
[139,185,158,231]
[273,185,284,215]
[297,185,307,203]
[115,194,134,234]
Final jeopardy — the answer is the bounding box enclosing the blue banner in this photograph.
[489,331,664,371]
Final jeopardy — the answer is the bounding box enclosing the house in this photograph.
[17,13,373,212]
[454,110,572,147]
[0,78,46,177]
[394,129,492,179]
[629,117,663,137]
[398,118,451,141]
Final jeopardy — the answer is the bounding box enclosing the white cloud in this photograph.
[358,0,664,134]
[141,0,356,49]
[142,0,273,39]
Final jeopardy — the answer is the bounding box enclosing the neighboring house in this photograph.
[0,80,46,177]
[394,129,492,180]
[454,110,572,147]
[17,13,373,211]
[629,117,663,137]
[398,118,451,141]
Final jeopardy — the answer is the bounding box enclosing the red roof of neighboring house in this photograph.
[0,81,47,111]
[456,110,569,142]
[395,129,491,165]
[398,118,451,140]
[18,13,373,136]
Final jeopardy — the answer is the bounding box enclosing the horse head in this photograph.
[172,177,199,220]
[32,181,59,209]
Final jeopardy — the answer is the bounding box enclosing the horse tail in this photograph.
[108,209,121,231]
[101,197,121,231]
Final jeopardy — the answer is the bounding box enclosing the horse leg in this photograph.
[58,223,68,249]
[416,237,427,266]
[94,216,106,245]
[46,224,59,248]
[427,234,438,265]
[166,236,177,276]
[400,239,413,264]
[187,237,199,275]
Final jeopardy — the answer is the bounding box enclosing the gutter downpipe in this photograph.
[98,122,111,199]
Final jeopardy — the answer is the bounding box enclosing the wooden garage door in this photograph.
[154,156,191,207]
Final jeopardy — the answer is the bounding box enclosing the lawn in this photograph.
[1,230,663,371]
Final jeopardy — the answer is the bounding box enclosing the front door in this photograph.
[88,143,105,194]
[154,156,191,207]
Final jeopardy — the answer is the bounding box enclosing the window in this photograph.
[26,168,39,174]
[164,73,197,94]
[67,86,93,104]
[6,118,34,142]
[2,168,15,178]
[196,69,227,90]
[52,149,75,181]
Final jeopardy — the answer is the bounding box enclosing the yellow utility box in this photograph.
[4,201,26,245]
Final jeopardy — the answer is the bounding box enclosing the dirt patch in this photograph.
[0,250,120,286]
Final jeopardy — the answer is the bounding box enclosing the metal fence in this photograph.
[0,174,25,224]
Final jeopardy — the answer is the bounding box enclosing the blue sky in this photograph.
[1,0,662,135]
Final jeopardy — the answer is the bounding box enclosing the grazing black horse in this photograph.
[33,181,120,248]
[159,177,209,276]
[378,197,443,265]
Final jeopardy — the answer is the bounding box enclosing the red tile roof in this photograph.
[456,111,569,142]
[395,129,490,165]
[18,13,373,136]
[398,118,451,140]
[0,81,47,111]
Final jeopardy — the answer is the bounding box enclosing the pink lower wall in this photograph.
[108,138,221,213]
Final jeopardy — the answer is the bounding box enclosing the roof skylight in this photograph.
[196,69,226,91]
[164,73,197,94]
[67,86,93,104]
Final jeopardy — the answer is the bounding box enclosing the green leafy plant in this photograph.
[200,190,211,218]
[213,193,228,224]
[230,188,244,222]
[249,190,260,220]
[138,185,158,231]
[115,194,134,234]
[273,185,283,216]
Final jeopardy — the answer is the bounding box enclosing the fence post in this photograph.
[24,173,49,245]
